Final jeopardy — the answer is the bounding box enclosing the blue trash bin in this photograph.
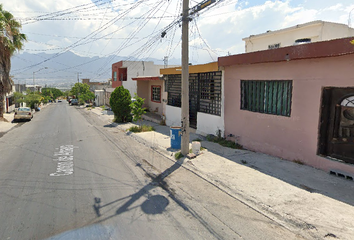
[170,126,182,149]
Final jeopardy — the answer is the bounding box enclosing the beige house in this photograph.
[243,20,354,53]
[132,76,166,117]
[219,37,354,175]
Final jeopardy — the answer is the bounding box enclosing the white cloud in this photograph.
[3,0,354,81]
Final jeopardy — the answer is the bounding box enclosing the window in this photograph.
[241,80,292,117]
[119,68,127,81]
[199,72,222,116]
[167,74,181,107]
[151,86,161,103]
[113,72,117,81]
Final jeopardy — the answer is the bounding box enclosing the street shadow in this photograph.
[91,160,223,238]
[103,123,116,128]
[92,161,182,221]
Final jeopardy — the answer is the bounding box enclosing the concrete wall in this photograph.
[122,61,164,98]
[243,21,354,53]
[94,90,105,106]
[196,112,224,136]
[223,54,354,174]
[166,105,181,127]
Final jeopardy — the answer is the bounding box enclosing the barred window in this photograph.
[199,72,222,116]
[241,80,292,117]
[167,74,181,107]
[151,85,161,103]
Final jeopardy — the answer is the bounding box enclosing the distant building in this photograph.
[15,84,27,93]
[26,85,42,93]
[82,78,111,92]
[111,61,166,97]
[242,20,354,53]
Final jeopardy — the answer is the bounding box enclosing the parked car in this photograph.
[70,99,79,105]
[14,107,33,122]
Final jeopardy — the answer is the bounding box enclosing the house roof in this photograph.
[132,76,162,81]
[218,37,354,67]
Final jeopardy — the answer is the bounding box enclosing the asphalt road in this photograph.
[0,102,305,240]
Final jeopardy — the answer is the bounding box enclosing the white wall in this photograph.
[94,90,105,106]
[122,61,164,98]
[243,21,354,53]
[166,105,181,127]
[196,112,224,136]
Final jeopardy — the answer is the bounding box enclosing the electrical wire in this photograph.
[12,0,149,74]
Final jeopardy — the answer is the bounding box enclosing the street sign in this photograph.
[190,0,216,15]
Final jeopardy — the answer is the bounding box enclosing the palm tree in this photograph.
[0,4,26,118]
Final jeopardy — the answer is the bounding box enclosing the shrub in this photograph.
[130,93,146,125]
[110,86,132,123]
[175,152,184,160]
[129,124,155,133]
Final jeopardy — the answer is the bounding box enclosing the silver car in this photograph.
[14,107,33,121]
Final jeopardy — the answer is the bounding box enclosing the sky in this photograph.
[3,0,354,82]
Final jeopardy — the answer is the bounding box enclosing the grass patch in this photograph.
[206,135,243,149]
[175,152,184,160]
[129,124,155,133]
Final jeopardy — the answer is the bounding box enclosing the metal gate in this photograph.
[189,73,199,129]
[319,87,354,163]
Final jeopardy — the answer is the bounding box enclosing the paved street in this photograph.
[0,102,304,240]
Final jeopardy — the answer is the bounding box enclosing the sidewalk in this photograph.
[88,107,354,239]
[0,103,50,134]
[0,112,17,133]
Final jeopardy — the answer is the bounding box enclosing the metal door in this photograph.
[319,87,354,163]
[189,73,199,129]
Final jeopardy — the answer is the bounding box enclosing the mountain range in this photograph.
[10,51,180,87]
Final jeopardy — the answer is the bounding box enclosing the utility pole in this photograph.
[77,72,81,99]
[181,0,190,156]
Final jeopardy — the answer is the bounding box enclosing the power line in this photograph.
[13,0,148,74]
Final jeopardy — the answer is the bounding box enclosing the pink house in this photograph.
[219,37,354,175]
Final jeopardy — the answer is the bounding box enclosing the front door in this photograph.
[189,73,199,129]
[319,87,354,163]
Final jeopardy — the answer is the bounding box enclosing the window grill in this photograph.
[199,72,222,116]
[151,85,161,103]
[166,71,222,116]
[167,74,181,107]
[241,80,292,117]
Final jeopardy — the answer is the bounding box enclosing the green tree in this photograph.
[110,86,132,123]
[70,83,90,98]
[42,87,63,100]
[0,4,27,117]
[79,91,95,104]
[130,93,146,127]
[13,91,25,105]
[25,92,42,109]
